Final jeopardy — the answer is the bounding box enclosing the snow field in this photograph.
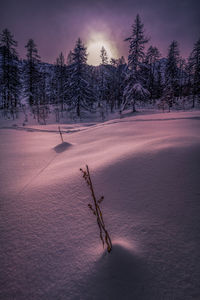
[0,111,200,299]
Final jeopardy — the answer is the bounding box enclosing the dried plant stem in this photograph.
[58,126,64,143]
[80,165,112,253]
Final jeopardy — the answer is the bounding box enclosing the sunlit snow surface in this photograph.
[0,111,200,299]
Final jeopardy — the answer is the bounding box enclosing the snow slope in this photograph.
[0,111,200,299]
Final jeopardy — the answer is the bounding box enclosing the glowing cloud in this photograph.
[86,31,118,66]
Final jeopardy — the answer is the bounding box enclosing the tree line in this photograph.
[0,14,200,122]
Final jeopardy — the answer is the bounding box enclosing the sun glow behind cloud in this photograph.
[86,31,118,66]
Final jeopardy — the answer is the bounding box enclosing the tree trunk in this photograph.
[77,100,80,117]
[192,94,195,108]
[132,101,136,112]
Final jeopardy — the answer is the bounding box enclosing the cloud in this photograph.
[0,0,199,62]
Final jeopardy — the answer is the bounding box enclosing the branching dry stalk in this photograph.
[80,165,112,253]
[58,126,64,143]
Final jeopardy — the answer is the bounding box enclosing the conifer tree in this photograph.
[100,46,108,65]
[116,57,127,110]
[146,46,161,101]
[178,58,186,101]
[98,47,109,112]
[24,39,41,106]
[55,52,66,111]
[0,28,21,112]
[189,38,200,107]
[67,50,73,65]
[67,38,93,117]
[155,61,163,99]
[185,58,193,99]
[108,57,126,112]
[125,14,149,75]
[164,40,180,107]
[123,14,149,112]
[37,65,50,106]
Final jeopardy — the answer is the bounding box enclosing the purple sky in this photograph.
[1,0,200,64]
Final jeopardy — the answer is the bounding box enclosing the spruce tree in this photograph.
[155,61,163,100]
[189,38,200,107]
[0,28,21,113]
[123,14,149,112]
[125,14,149,75]
[108,57,126,112]
[24,39,41,107]
[146,46,161,101]
[164,40,180,108]
[100,46,108,65]
[185,58,193,99]
[98,47,109,112]
[178,58,186,101]
[67,38,93,117]
[55,52,66,111]
[116,57,127,110]
[67,50,73,65]
[37,65,49,106]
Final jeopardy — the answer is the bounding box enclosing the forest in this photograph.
[0,14,200,124]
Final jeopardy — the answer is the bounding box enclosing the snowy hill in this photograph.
[0,111,200,299]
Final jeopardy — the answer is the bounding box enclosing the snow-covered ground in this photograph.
[0,110,200,299]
